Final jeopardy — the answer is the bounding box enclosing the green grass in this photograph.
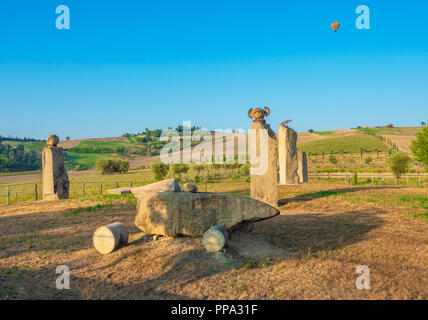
[64,152,110,170]
[1,140,45,152]
[344,192,428,223]
[0,170,40,177]
[356,127,422,135]
[314,131,333,136]
[298,134,390,154]
[73,140,132,149]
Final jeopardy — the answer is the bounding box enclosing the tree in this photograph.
[240,163,250,180]
[308,129,314,133]
[96,159,129,175]
[388,151,411,178]
[411,126,428,167]
[172,164,189,181]
[328,154,338,165]
[66,136,70,141]
[421,121,426,127]
[352,171,358,185]
[150,162,169,181]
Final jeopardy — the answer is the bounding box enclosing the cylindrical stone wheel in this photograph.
[202,226,229,253]
[93,222,129,255]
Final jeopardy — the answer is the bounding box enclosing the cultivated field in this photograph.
[0,178,427,299]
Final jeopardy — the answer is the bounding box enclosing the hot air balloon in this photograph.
[331,22,340,32]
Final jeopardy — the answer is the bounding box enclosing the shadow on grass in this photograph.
[256,209,385,253]
[278,186,399,206]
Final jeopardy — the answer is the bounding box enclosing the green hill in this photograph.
[298,134,390,154]
[0,142,41,172]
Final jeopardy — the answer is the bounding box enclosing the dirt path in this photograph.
[383,134,415,154]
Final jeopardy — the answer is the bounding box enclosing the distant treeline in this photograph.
[123,125,202,138]
[0,135,41,142]
[0,143,41,172]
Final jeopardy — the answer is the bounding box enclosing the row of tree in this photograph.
[0,143,41,172]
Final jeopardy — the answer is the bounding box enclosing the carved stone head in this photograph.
[47,135,60,147]
[248,106,270,122]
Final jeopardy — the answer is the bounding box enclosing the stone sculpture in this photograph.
[42,135,69,201]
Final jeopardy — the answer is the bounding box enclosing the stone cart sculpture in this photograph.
[129,179,279,252]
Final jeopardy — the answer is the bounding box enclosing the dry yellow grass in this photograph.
[0,180,427,299]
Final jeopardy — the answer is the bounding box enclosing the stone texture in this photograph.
[133,192,279,237]
[47,134,60,147]
[131,178,181,195]
[42,144,69,201]
[107,187,132,195]
[297,150,308,183]
[249,121,278,207]
[182,183,197,193]
[278,125,299,185]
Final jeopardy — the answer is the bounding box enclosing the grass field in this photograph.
[1,141,45,153]
[298,134,390,154]
[358,127,422,135]
[0,179,427,299]
[0,171,40,177]
[64,152,114,170]
[314,131,334,136]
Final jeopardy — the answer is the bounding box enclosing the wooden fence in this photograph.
[0,181,140,206]
[309,172,428,186]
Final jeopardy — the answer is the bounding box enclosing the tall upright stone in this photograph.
[42,135,69,201]
[297,150,308,183]
[278,125,299,185]
[248,107,278,207]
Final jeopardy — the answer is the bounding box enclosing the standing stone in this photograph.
[42,135,69,201]
[297,151,308,183]
[278,125,299,185]
[249,121,278,207]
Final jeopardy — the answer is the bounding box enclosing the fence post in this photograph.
[130,181,133,187]
[419,173,421,187]
[7,185,10,205]
[35,184,38,201]
[99,183,103,195]
[394,176,397,186]
[406,176,409,187]
[116,182,119,188]
[15,192,18,204]
[82,183,85,197]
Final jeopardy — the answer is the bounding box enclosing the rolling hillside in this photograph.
[0,126,421,175]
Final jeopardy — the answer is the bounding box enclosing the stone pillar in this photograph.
[249,121,278,207]
[278,125,299,185]
[42,135,69,201]
[297,150,308,183]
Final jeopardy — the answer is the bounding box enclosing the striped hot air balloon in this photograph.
[331,22,340,32]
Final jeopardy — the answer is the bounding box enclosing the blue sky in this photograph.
[0,0,427,140]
